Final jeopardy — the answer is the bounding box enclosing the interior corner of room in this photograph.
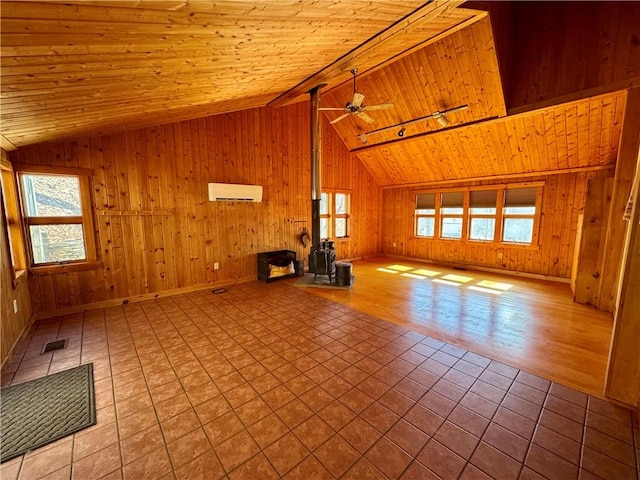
[1,0,639,429]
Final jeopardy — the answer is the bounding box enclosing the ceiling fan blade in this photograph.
[352,92,365,107]
[330,113,351,124]
[362,103,394,111]
[357,112,375,124]
[319,107,348,111]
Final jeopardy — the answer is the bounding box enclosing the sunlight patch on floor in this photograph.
[386,264,414,272]
[381,264,514,295]
[401,273,426,279]
[377,268,399,274]
[432,279,461,286]
[477,280,513,291]
[468,285,503,295]
[412,269,441,277]
[442,274,474,283]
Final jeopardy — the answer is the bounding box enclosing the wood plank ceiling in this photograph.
[0,0,484,149]
[321,15,505,152]
[355,91,626,186]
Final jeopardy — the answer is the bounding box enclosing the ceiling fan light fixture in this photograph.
[398,127,406,137]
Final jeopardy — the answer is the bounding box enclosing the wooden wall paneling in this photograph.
[598,88,640,311]
[178,122,194,286]
[605,147,640,406]
[202,118,216,285]
[565,174,580,277]
[78,138,98,305]
[160,124,178,290]
[172,122,188,287]
[507,2,640,110]
[0,148,32,366]
[381,174,586,278]
[573,173,613,305]
[8,102,381,315]
[121,132,143,294]
[102,135,126,298]
[193,119,208,284]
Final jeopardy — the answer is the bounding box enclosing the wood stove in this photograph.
[308,240,336,281]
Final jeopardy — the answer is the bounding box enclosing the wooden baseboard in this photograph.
[382,254,571,284]
[31,276,256,321]
[1,315,35,370]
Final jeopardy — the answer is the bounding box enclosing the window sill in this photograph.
[30,262,103,276]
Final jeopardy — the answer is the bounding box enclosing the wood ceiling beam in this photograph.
[268,0,466,108]
[508,79,640,116]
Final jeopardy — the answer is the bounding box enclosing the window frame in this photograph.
[415,193,437,238]
[320,189,351,240]
[439,191,465,240]
[1,157,27,285]
[413,182,543,247]
[14,164,99,274]
[468,189,500,243]
[501,186,541,245]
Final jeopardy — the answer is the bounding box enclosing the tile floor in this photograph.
[1,281,638,480]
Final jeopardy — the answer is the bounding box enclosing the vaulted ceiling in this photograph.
[1,1,630,189]
[0,0,485,149]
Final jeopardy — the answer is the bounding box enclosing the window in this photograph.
[469,190,497,242]
[320,190,350,239]
[415,193,435,237]
[503,187,537,244]
[440,191,464,239]
[414,184,541,246]
[319,192,330,239]
[16,165,97,270]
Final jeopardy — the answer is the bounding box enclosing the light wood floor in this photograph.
[290,256,614,398]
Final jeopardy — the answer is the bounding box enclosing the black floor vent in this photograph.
[42,339,67,353]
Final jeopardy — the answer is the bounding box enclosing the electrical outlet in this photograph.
[13,299,18,314]
[497,252,503,259]
[214,262,219,270]
[393,242,397,248]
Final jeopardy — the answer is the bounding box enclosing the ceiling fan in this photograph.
[319,68,393,124]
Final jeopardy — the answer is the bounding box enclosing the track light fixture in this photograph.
[355,104,468,144]
[434,113,449,127]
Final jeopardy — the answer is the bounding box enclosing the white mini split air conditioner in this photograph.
[208,183,263,202]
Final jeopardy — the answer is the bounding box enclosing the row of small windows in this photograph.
[415,186,540,245]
